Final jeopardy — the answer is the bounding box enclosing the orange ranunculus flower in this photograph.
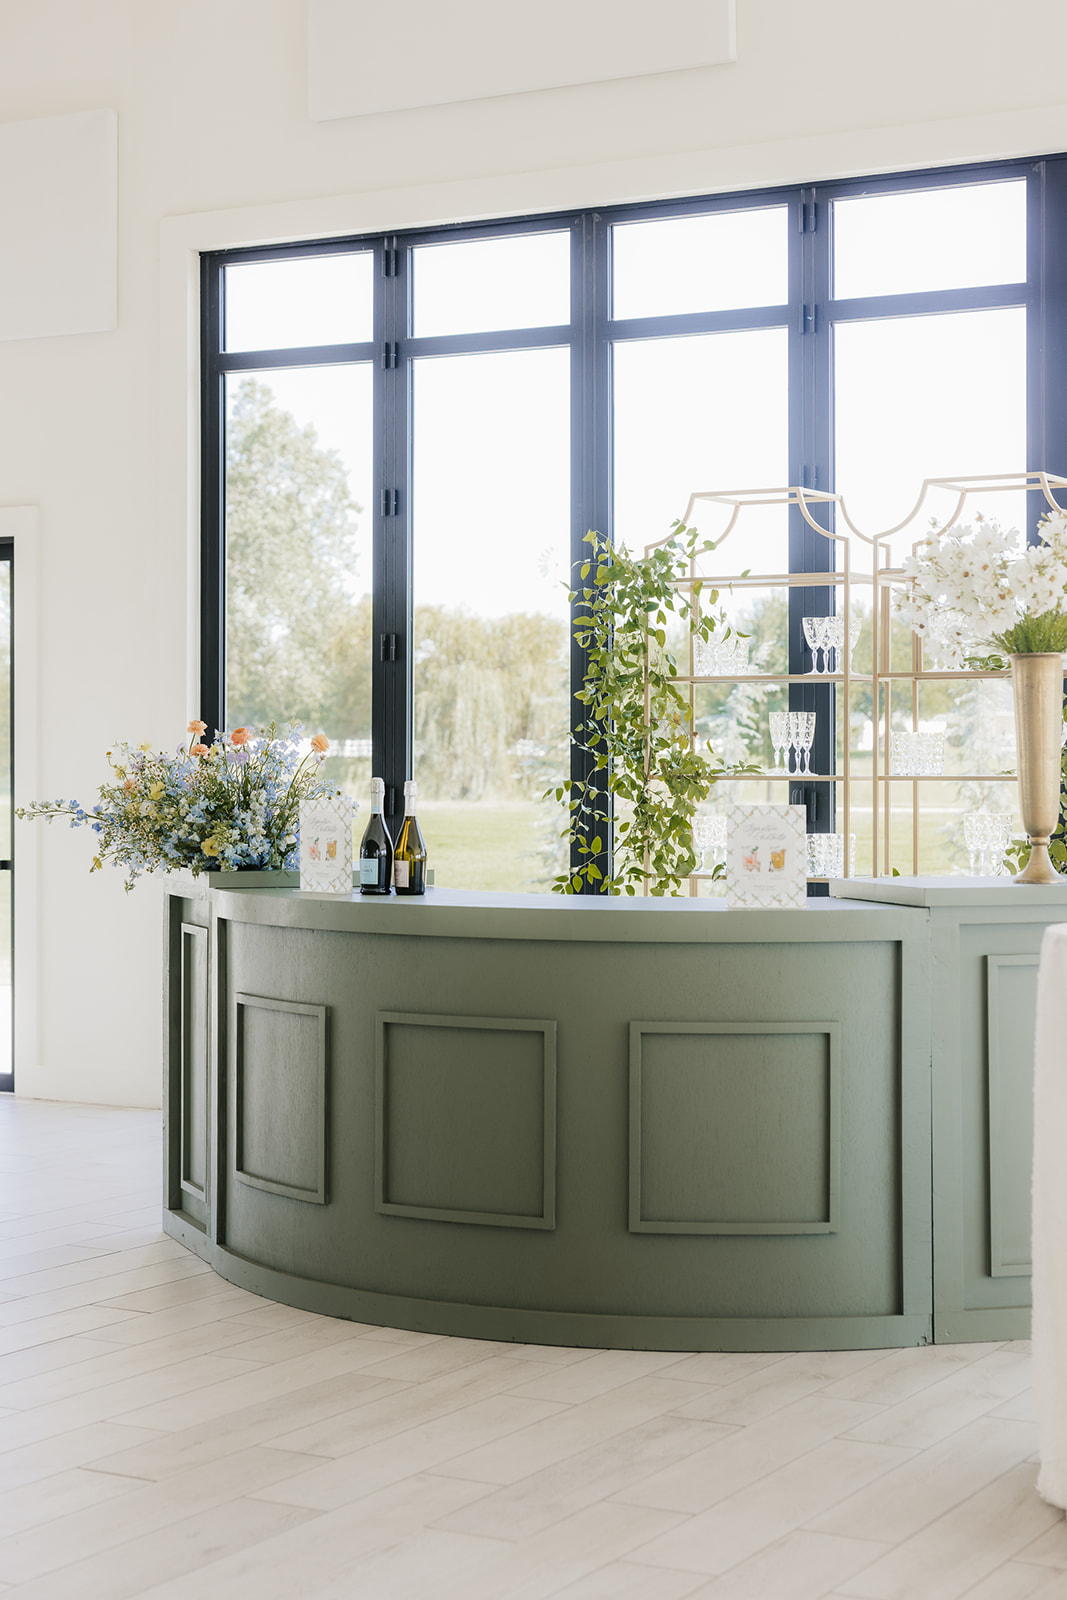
[310,734,329,753]
[191,743,209,757]
[187,719,207,735]
[231,727,251,746]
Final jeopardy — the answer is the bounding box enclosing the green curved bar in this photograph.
[161,876,1064,1350]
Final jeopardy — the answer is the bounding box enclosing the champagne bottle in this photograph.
[393,780,427,895]
[358,777,393,895]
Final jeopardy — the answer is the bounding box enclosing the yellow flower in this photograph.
[201,837,219,856]
[90,856,102,872]
[149,783,164,801]
[139,741,153,753]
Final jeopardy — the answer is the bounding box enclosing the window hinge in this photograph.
[380,488,399,517]
[798,191,817,233]
[379,633,398,662]
[791,785,818,825]
[799,304,817,334]
[381,341,399,370]
[801,464,818,490]
[381,237,399,277]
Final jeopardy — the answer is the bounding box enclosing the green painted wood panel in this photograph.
[233,992,328,1205]
[987,954,1039,1278]
[376,1012,556,1229]
[630,1022,839,1234]
[180,923,209,1201]
[163,897,208,1231]
[954,920,1041,1329]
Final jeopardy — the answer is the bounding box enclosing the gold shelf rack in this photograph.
[645,471,1067,888]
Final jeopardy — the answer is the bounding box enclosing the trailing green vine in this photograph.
[548,524,757,896]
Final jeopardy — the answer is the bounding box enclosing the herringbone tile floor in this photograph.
[0,1096,1060,1599]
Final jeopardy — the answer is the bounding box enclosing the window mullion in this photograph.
[199,254,225,738]
[1029,158,1067,541]
[374,236,411,834]
[788,186,836,860]
[571,212,612,892]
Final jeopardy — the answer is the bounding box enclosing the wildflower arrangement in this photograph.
[17,722,341,890]
[894,510,1067,667]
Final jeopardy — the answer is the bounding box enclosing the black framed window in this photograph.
[201,154,1067,889]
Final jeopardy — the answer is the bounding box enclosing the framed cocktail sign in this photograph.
[299,797,354,894]
[725,803,807,908]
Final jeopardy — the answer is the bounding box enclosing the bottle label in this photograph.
[359,858,378,885]
[394,860,410,889]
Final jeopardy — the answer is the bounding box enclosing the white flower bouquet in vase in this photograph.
[894,510,1067,883]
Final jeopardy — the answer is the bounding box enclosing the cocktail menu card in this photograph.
[725,803,807,909]
[299,796,355,895]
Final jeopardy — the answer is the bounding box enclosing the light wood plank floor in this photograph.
[0,1096,1060,1599]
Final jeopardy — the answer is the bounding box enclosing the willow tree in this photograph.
[225,378,368,735]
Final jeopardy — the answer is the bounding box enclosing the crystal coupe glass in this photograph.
[768,711,790,773]
[802,616,830,675]
[787,710,816,774]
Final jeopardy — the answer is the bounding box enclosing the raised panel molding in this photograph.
[308,0,736,121]
[233,993,328,1205]
[0,110,117,341]
[179,923,209,1203]
[630,1021,840,1235]
[986,954,1039,1278]
[376,1012,556,1229]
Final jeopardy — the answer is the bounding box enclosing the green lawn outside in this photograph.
[419,800,564,894]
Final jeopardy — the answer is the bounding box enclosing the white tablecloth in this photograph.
[1033,922,1067,1507]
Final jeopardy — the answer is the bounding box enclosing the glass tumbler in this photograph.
[890,731,922,775]
[807,832,856,878]
[695,636,749,676]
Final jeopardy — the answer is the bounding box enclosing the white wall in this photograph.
[3,0,1067,1107]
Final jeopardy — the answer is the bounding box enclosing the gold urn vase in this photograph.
[1011,652,1066,884]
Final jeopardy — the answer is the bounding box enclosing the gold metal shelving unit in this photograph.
[649,470,1067,887]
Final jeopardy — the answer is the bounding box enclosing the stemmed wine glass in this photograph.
[984,814,1015,876]
[692,813,728,872]
[962,811,988,874]
[787,710,816,774]
[768,711,789,773]
[802,616,830,675]
[825,615,862,673]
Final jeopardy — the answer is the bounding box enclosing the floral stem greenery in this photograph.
[989,610,1067,657]
[17,722,340,891]
[547,523,758,897]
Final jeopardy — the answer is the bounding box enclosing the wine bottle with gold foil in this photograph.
[393,780,427,895]
[358,777,393,895]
